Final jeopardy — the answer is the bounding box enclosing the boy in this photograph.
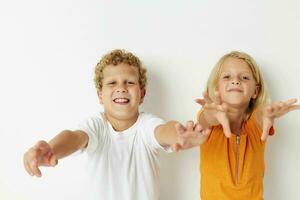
[23,49,209,200]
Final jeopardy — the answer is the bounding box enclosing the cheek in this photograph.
[130,87,141,96]
[101,90,112,100]
[217,81,226,92]
[249,83,257,93]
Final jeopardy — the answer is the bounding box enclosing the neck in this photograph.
[104,112,139,132]
[227,105,249,135]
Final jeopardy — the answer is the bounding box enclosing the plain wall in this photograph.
[1,0,300,199]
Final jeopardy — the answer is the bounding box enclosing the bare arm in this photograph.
[155,120,211,152]
[154,121,178,148]
[23,130,88,177]
[48,130,88,160]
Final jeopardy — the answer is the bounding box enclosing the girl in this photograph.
[173,51,300,200]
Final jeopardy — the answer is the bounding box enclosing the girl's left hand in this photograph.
[261,98,300,140]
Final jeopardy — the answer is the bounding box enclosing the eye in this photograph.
[242,76,250,80]
[127,81,136,85]
[222,75,230,79]
[107,81,116,85]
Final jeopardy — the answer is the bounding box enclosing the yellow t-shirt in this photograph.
[199,111,274,200]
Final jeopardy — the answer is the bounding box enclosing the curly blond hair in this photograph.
[94,49,147,90]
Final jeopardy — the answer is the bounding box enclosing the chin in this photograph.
[224,94,245,101]
[226,100,250,109]
[113,110,139,120]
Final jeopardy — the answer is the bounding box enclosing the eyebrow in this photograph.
[220,71,252,75]
[103,76,139,81]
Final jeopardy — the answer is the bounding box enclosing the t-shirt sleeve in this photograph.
[141,114,171,152]
[78,117,104,154]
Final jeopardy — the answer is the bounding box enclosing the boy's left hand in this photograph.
[261,98,300,141]
[172,121,211,152]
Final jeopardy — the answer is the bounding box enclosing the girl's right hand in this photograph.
[23,140,57,177]
[195,91,231,137]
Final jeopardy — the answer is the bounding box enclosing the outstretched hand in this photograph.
[23,140,58,177]
[171,121,211,152]
[261,98,300,141]
[195,91,231,137]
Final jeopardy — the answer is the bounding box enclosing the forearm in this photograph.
[197,110,213,129]
[154,121,178,147]
[49,130,88,160]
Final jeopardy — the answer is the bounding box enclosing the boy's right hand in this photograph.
[23,140,57,177]
[195,91,231,137]
[171,121,211,152]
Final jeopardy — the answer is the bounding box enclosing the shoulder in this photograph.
[246,109,275,136]
[86,114,105,124]
[201,125,223,147]
[137,112,165,127]
[243,110,259,130]
[243,110,274,137]
[79,113,109,154]
[136,112,165,136]
[78,113,106,132]
[136,113,168,151]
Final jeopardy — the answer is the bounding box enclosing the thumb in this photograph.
[219,116,231,138]
[222,126,231,138]
[49,154,58,167]
[261,123,270,141]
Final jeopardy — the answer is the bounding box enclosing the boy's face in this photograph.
[97,63,145,122]
[217,57,258,108]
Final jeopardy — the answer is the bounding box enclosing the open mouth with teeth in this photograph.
[113,98,130,104]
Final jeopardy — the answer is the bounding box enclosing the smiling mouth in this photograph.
[228,89,243,92]
[113,98,130,104]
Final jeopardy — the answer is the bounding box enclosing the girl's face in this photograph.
[217,57,259,109]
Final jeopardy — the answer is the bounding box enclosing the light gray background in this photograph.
[1,0,300,199]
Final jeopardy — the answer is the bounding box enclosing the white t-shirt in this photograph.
[78,112,168,200]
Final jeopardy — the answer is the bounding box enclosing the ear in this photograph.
[252,84,260,99]
[139,88,146,104]
[97,90,104,104]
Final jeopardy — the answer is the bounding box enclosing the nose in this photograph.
[116,84,127,93]
[231,80,240,85]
